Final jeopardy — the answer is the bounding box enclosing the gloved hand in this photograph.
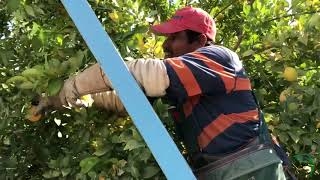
[32,95,64,116]
[32,90,126,117]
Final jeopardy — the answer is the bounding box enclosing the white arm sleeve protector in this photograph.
[91,90,127,115]
[125,59,169,97]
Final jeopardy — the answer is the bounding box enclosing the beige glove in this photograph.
[59,59,169,107]
[33,90,126,116]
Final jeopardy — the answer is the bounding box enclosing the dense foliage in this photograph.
[1,0,319,179]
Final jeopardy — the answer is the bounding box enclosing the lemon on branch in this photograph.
[26,106,42,122]
[317,121,320,129]
[108,11,119,22]
[288,102,298,112]
[283,67,298,82]
[80,94,94,107]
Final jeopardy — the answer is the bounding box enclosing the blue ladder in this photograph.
[61,0,196,179]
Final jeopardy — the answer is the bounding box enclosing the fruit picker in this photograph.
[32,7,296,180]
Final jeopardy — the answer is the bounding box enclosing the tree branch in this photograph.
[264,10,320,23]
[213,0,238,19]
[233,31,244,51]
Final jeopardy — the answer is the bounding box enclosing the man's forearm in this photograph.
[74,63,113,95]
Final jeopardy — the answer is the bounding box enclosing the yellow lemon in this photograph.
[108,11,119,22]
[316,121,320,129]
[288,102,298,112]
[283,67,298,82]
[216,14,224,21]
[80,95,94,107]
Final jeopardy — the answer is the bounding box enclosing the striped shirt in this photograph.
[164,45,259,155]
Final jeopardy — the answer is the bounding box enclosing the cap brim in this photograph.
[151,20,186,36]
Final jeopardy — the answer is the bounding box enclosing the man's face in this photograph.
[162,31,200,58]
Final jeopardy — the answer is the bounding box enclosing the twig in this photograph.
[264,10,320,23]
[213,0,238,19]
[233,31,244,51]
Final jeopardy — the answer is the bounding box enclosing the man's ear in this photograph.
[197,34,207,47]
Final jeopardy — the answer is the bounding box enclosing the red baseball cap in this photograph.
[151,7,216,41]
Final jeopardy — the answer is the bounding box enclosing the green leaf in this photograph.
[79,157,100,174]
[39,29,46,44]
[48,78,63,96]
[48,159,59,169]
[68,51,84,73]
[32,37,42,50]
[18,81,34,89]
[119,131,132,143]
[242,49,255,57]
[61,168,72,177]
[131,128,142,141]
[43,170,60,179]
[88,171,97,179]
[243,3,251,16]
[298,34,308,46]
[7,0,20,12]
[21,68,43,78]
[3,157,17,168]
[288,131,300,143]
[25,5,35,17]
[6,76,28,84]
[94,146,110,156]
[142,166,160,179]
[253,0,262,10]
[30,22,40,37]
[291,143,300,153]
[308,13,320,28]
[277,123,290,130]
[128,164,140,178]
[302,136,312,146]
[124,139,144,151]
[61,156,71,168]
[0,52,8,66]
[34,6,45,15]
[278,132,289,143]
[139,148,151,162]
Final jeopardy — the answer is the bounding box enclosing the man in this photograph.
[35,7,290,179]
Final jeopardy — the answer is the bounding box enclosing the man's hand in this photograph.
[32,96,63,116]
[32,97,50,116]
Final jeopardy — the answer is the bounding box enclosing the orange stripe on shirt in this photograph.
[191,53,235,93]
[234,78,252,91]
[183,95,200,117]
[166,58,202,97]
[197,109,259,149]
